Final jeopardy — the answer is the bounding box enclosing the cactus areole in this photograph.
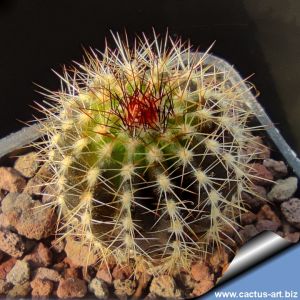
[36,32,264,275]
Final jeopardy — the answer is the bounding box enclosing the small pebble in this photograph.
[6,260,30,285]
[257,204,281,226]
[14,152,39,178]
[281,198,300,229]
[268,177,298,202]
[242,185,266,208]
[96,265,113,284]
[0,230,25,258]
[239,225,259,242]
[149,275,181,298]
[63,267,80,279]
[241,211,257,225]
[51,238,65,253]
[283,232,300,243]
[244,136,270,159]
[191,261,212,282]
[256,220,280,232]
[24,242,52,268]
[31,277,53,297]
[89,278,109,299]
[24,175,44,196]
[65,236,98,267]
[57,278,87,299]
[248,163,273,185]
[34,267,61,282]
[263,159,288,178]
[114,279,137,297]
[0,167,26,193]
[2,192,56,240]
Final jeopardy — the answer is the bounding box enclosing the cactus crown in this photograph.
[36,32,262,274]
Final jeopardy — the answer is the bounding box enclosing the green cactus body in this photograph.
[38,33,262,274]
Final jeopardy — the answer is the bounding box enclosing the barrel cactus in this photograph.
[35,32,264,275]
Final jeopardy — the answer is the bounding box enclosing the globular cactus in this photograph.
[35,32,263,275]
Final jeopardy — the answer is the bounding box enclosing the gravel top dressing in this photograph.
[0,140,298,299]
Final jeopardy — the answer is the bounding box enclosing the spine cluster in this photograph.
[36,32,264,274]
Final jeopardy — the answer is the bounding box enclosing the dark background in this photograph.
[0,0,299,153]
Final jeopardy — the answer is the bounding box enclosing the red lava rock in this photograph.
[256,220,280,233]
[51,238,65,253]
[242,185,267,209]
[0,230,25,257]
[63,257,77,268]
[24,175,44,196]
[2,193,56,240]
[241,211,257,225]
[63,267,80,279]
[263,159,288,178]
[34,267,61,282]
[112,265,133,280]
[96,266,113,284]
[209,248,229,274]
[24,242,52,268]
[64,237,98,267]
[281,198,300,229]
[57,278,87,299]
[0,167,26,193]
[244,136,270,160]
[192,279,214,297]
[53,262,66,273]
[239,225,259,243]
[31,277,53,297]
[0,258,16,280]
[253,185,268,199]
[283,232,300,243]
[191,261,212,282]
[248,163,273,185]
[14,152,39,178]
[221,223,238,240]
[257,204,281,225]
